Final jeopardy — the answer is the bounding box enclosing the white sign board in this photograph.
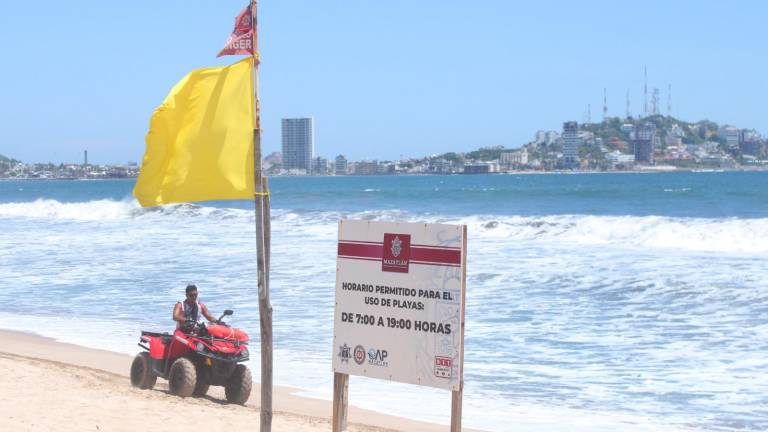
[332,220,466,391]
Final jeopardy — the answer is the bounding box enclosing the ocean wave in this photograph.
[465,214,768,253]
[0,199,243,221]
[0,199,141,221]
[1,199,767,253]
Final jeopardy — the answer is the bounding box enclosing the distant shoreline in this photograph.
[2,166,767,181]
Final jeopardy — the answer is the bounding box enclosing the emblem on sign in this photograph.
[338,343,351,363]
[391,236,402,257]
[434,356,452,378]
[382,233,411,273]
[367,348,389,367]
[353,345,366,365]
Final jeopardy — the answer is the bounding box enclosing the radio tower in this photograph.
[603,88,608,122]
[652,87,660,115]
[643,66,648,117]
[587,104,592,124]
[626,89,631,119]
[667,84,672,117]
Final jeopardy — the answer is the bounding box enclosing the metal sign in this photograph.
[332,220,466,391]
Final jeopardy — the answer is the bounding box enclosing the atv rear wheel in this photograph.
[130,352,157,390]
[192,363,211,397]
[168,357,196,397]
[224,364,252,405]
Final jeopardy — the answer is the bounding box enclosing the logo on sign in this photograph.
[434,356,452,378]
[367,348,389,367]
[382,233,411,273]
[353,345,366,365]
[391,236,402,257]
[338,343,351,363]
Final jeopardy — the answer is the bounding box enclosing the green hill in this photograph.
[582,115,724,145]
[0,154,20,165]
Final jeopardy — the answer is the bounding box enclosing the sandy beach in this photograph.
[0,329,481,432]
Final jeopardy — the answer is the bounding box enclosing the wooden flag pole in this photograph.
[251,1,273,431]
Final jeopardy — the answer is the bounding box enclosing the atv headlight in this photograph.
[196,342,205,352]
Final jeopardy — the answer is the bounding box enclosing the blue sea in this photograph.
[0,172,766,431]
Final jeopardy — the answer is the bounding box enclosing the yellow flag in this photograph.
[133,58,254,207]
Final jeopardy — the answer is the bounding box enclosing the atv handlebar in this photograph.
[180,310,235,332]
[217,309,233,324]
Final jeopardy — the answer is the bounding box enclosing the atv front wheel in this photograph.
[224,364,252,405]
[169,357,196,397]
[130,352,157,390]
[193,363,211,397]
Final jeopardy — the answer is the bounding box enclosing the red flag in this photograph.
[217,4,256,57]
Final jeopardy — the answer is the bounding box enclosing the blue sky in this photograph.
[0,1,765,164]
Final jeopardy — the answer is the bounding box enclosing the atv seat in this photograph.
[141,331,172,345]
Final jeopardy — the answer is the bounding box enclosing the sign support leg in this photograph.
[451,386,463,432]
[332,372,349,432]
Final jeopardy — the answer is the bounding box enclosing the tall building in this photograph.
[334,155,348,175]
[719,126,740,150]
[631,122,656,164]
[666,124,685,148]
[545,131,559,144]
[562,121,580,167]
[739,129,762,156]
[312,156,329,175]
[281,118,314,173]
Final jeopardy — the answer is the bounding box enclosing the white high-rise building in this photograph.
[281,118,314,173]
[334,155,348,175]
[562,121,580,167]
[719,125,740,150]
[545,130,559,144]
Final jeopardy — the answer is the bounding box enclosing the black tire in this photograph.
[224,364,252,405]
[130,352,157,390]
[192,363,211,397]
[168,357,196,397]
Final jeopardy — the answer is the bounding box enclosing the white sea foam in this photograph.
[0,198,140,220]
[2,199,767,254]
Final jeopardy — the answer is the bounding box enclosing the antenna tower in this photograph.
[667,84,672,117]
[603,88,608,121]
[652,87,660,115]
[643,66,648,116]
[587,104,591,124]
[626,89,631,119]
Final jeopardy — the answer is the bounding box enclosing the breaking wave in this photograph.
[1,199,766,254]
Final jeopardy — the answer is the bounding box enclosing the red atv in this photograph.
[130,309,252,404]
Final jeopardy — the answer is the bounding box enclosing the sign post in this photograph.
[332,220,467,431]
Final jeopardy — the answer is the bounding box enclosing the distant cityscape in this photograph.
[269,114,767,176]
[0,150,140,180]
[2,114,767,180]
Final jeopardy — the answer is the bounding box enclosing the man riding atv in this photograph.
[173,284,216,329]
[130,284,251,404]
